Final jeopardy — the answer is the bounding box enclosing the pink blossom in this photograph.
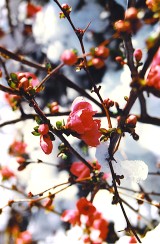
[70,161,90,180]
[40,134,53,154]
[9,140,27,156]
[146,65,160,89]
[61,209,80,226]
[16,230,32,244]
[70,161,101,181]
[146,48,160,89]
[66,97,101,147]
[0,166,15,179]
[76,197,96,216]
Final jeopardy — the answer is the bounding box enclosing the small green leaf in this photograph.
[10,73,18,82]
[56,121,62,129]
[35,116,42,125]
[31,131,40,136]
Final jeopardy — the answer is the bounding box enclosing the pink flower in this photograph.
[70,161,90,180]
[66,97,101,147]
[146,48,160,89]
[0,166,15,180]
[40,134,53,154]
[76,197,96,216]
[16,230,32,244]
[146,65,160,89]
[70,161,101,181]
[61,209,80,226]
[92,218,109,240]
[9,140,27,156]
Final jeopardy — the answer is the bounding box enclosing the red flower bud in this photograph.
[18,77,30,91]
[126,115,137,127]
[134,49,142,62]
[61,3,72,14]
[104,98,114,108]
[92,58,105,69]
[16,156,26,164]
[115,56,125,65]
[125,7,138,20]
[38,124,49,135]
[94,46,110,59]
[114,20,131,33]
[40,134,53,154]
[61,50,78,65]
[49,102,59,114]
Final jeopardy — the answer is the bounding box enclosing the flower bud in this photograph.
[126,115,137,127]
[94,46,110,59]
[40,134,53,154]
[104,98,114,108]
[18,77,30,91]
[38,124,49,135]
[49,102,59,114]
[115,56,125,65]
[61,4,71,14]
[61,50,78,65]
[114,20,131,33]
[17,73,26,81]
[92,58,105,69]
[134,49,143,62]
[125,7,138,20]
[16,156,26,164]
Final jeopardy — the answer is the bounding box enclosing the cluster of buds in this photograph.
[32,123,53,154]
[88,45,110,69]
[61,49,78,66]
[8,72,40,94]
[59,3,72,18]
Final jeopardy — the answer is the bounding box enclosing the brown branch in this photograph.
[108,159,141,242]
[0,84,20,95]
[0,46,46,71]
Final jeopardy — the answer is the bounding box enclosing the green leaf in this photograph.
[56,121,62,129]
[31,131,40,136]
[35,116,42,125]
[10,73,18,82]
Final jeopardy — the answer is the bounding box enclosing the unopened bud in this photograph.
[125,7,138,20]
[115,56,126,65]
[134,49,142,62]
[126,115,137,127]
[38,124,49,135]
[61,50,78,65]
[104,98,114,108]
[16,156,26,164]
[94,46,110,59]
[92,58,105,69]
[114,20,131,33]
[18,77,30,90]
